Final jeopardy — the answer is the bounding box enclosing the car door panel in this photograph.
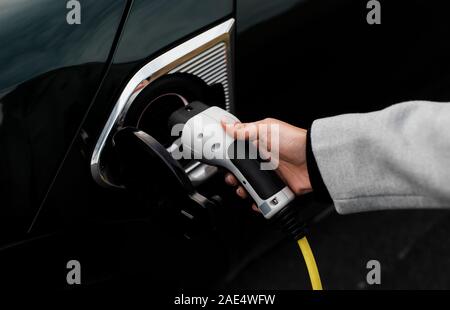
[235,0,450,128]
[2,0,234,289]
[0,0,129,236]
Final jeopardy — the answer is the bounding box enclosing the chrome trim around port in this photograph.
[91,18,235,188]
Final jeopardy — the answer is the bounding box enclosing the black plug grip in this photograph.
[228,140,285,200]
[269,202,307,240]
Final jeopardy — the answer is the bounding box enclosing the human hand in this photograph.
[221,118,312,212]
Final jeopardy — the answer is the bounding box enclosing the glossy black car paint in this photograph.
[0,0,234,288]
[0,0,128,236]
[1,0,450,289]
[236,0,450,127]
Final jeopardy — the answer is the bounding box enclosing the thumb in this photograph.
[221,118,261,141]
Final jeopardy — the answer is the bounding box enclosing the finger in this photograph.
[255,139,272,162]
[252,204,261,213]
[236,186,248,199]
[221,119,262,141]
[275,166,288,185]
[225,173,238,186]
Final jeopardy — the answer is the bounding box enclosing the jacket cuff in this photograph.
[306,126,332,202]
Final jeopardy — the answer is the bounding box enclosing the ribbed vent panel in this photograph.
[170,42,231,111]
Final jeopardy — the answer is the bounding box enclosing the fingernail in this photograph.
[225,175,234,184]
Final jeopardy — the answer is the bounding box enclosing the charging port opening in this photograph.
[123,73,225,147]
[102,73,225,186]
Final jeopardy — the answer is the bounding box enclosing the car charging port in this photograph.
[134,93,188,147]
[122,73,225,140]
[99,73,225,187]
[104,73,228,240]
[121,73,225,185]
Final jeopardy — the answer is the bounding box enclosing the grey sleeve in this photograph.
[311,101,450,215]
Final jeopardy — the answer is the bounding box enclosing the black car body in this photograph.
[1,0,450,289]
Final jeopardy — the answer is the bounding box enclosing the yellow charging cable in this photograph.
[297,237,323,290]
